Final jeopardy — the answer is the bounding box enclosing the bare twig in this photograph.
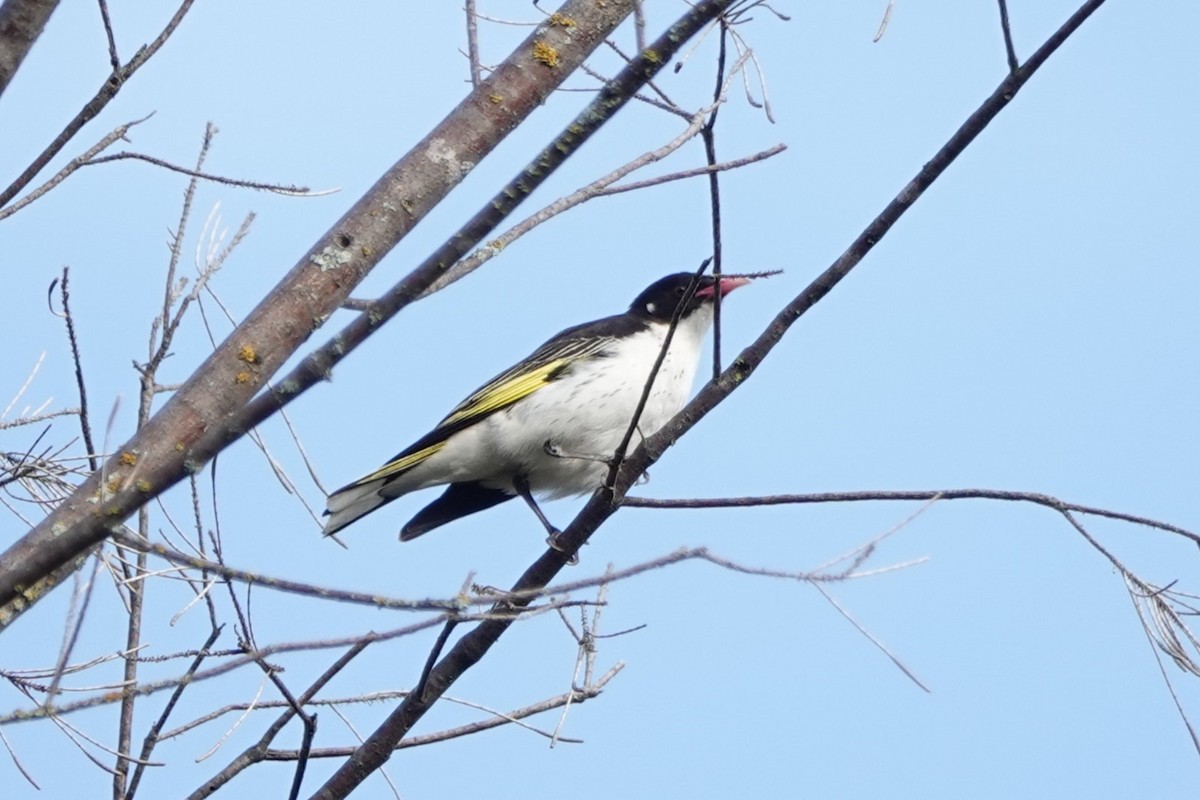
[425,75,759,296]
[45,552,104,701]
[465,0,482,87]
[593,143,785,197]
[702,22,727,378]
[620,489,1200,546]
[96,0,121,72]
[1,619,447,726]
[997,0,1020,72]
[812,583,930,692]
[124,625,223,799]
[873,0,895,43]
[56,269,97,471]
[633,2,646,52]
[84,151,321,195]
[109,528,462,611]
[261,667,623,760]
[605,261,710,491]
[0,725,40,789]
[185,638,372,800]
[0,0,197,210]
[2,350,47,420]
[0,407,80,431]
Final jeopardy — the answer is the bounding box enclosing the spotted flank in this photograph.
[322,271,757,540]
[322,334,613,536]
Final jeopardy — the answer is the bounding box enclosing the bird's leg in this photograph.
[513,474,578,566]
[544,439,650,488]
[542,439,609,463]
[513,474,557,534]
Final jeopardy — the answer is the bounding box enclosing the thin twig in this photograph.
[703,21,727,379]
[125,625,223,799]
[811,582,930,692]
[0,116,157,222]
[620,489,1200,546]
[84,151,320,195]
[57,269,98,471]
[96,0,121,72]
[109,528,462,610]
[262,667,624,760]
[604,261,710,492]
[45,553,104,701]
[0,407,80,431]
[2,350,46,419]
[465,0,483,87]
[0,0,197,210]
[873,0,895,43]
[0,0,198,211]
[997,0,1020,72]
[594,143,785,197]
[0,726,40,789]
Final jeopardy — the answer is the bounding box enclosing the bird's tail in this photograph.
[322,479,389,536]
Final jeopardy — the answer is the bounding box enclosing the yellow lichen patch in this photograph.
[237,344,258,364]
[136,480,151,492]
[548,13,576,28]
[235,371,252,384]
[488,93,504,104]
[175,443,185,452]
[360,245,374,257]
[119,451,138,466]
[532,40,559,68]
[106,475,122,493]
[642,48,660,64]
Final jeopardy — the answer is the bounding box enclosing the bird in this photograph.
[322,271,751,545]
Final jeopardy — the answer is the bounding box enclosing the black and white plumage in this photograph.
[322,272,750,540]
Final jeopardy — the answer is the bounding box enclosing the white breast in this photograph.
[486,307,713,498]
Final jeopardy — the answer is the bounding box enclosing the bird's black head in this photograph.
[628,272,750,323]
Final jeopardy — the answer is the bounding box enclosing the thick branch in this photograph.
[0,0,57,97]
[0,0,636,618]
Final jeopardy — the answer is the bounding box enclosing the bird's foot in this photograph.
[546,530,579,566]
[543,440,609,464]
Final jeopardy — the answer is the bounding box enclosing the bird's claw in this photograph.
[546,530,579,566]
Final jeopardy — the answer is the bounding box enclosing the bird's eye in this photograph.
[675,286,685,296]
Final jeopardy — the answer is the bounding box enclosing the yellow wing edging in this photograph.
[358,441,448,484]
[441,358,569,427]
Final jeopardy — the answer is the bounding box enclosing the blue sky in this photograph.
[1,2,1198,797]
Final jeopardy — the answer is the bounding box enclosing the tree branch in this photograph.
[306,2,1111,796]
[0,0,639,621]
[0,0,196,209]
[0,0,58,98]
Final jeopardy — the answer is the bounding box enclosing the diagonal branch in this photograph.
[0,0,59,98]
[0,0,640,622]
[209,0,743,472]
[307,1,1110,796]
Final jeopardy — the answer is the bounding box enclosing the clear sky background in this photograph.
[2,2,1198,798]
